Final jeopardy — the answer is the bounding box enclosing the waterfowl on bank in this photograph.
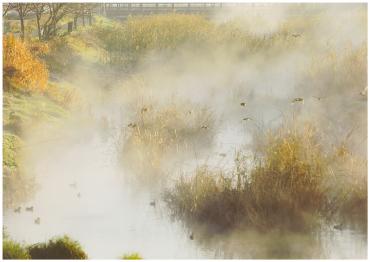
[34,217,41,225]
[14,207,21,213]
[26,206,34,212]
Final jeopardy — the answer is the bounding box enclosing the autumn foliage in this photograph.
[3,34,49,92]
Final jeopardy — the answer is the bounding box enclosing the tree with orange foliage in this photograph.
[3,34,49,92]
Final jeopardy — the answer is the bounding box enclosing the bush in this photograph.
[121,101,214,185]
[28,236,88,259]
[3,34,48,92]
[121,252,142,260]
[3,239,30,259]
[165,123,367,232]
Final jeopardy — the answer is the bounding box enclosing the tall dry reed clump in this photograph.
[121,102,214,185]
[93,13,293,68]
[3,34,49,92]
[165,122,367,232]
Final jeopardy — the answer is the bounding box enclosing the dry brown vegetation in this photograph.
[164,122,367,232]
[120,102,215,185]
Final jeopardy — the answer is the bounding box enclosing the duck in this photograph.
[189,232,194,240]
[219,153,226,157]
[149,200,156,207]
[333,223,344,230]
[201,125,208,130]
[26,206,34,212]
[240,102,246,107]
[14,207,21,213]
[128,123,137,128]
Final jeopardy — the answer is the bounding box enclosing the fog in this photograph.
[4,3,367,259]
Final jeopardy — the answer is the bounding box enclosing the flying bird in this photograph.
[243,117,253,121]
[26,206,34,212]
[291,97,304,104]
[360,86,367,96]
[312,96,324,101]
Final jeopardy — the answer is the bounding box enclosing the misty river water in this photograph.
[3,97,367,259]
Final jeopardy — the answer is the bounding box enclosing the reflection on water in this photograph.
[3,108,367,259]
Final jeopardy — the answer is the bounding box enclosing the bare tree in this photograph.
[8,3,32,40]
[30,3,47,41]
[3,3,11,17]
[40,3,71,40]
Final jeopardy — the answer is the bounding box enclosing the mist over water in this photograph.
[3,3,367,259]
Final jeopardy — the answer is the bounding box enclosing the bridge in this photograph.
[97,3,224,19]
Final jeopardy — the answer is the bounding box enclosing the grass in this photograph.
[164,122,367,232]
[92,13,296,68]
[121,252,143,260]
[3,239,30,259]
[3,87,68,136]
[28,235,88,259]
[121,101,214,185]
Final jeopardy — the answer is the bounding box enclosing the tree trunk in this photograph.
[88,12,92,25]
[74,16,78,29]
[82,13,85,26]
[36,14,41,41]
[20,15,25,41]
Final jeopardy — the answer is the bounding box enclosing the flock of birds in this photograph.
[13,206,40,225]
[12,181,82,225]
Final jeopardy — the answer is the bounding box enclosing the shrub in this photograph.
[3,34,48,92]
[3,239,30,259]
[121,252,142,260]
[121,102,214,185]
[165,123,367,232]
[28,235,88,259]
